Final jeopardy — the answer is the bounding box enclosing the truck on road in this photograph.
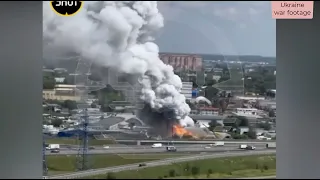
[266,142,276,149]
[239,144,248,149]
[213,141,225,146]
[46,144,60,150]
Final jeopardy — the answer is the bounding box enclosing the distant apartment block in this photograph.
[159,53,203,71]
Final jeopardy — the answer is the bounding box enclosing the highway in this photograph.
[48,149,276,179]
[115,139,275,145]
[235,176,276,179]
[47,144,268,155]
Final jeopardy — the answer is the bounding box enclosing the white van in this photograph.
[151,143,163,148]
[214,141,225,146]
[239,144,248,149]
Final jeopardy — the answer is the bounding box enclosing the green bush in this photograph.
[168,169,176,177]
[106,172,116,179]
[191,166,200,176]
[231,132,248,139]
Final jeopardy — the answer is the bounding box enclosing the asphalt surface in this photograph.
[235,176,276,179]
[47,144,268,155]
[116,139,275,145]
[48,149,276,179]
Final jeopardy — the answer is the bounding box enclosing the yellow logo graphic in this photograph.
[50,1,83,17]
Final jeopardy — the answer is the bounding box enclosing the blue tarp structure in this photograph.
[192,89,198,98]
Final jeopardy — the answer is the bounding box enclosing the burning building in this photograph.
[43,1,196,136]
[137,104,216,139]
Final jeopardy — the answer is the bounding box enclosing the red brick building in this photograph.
[159,53,203,71]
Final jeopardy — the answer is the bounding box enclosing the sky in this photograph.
[156,1,276,57]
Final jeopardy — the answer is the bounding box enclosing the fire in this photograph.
[172,124,198,139]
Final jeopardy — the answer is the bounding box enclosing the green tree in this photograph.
[205,79,217,86]
[63,100,77,110]
[258,122,271,131]
[43,75,55,89]
[51,119,63,127]
[208,120,218,131]
[168,169,176,177]
[184,163,190,172]
[231,132,248,139]
[106,172,116,179]
[207,169,213,178]
[247,127,257,139]
[269,110,276,117]
[204,86,219,101]
[238,116,249,127]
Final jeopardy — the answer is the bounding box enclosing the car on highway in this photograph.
[245,145,256,150]
[103,145,109,149]
[138,163,146,167]
[50,149,60,153]
[89,146,95,150]
[166,146,177,152]
[204,146,211,149]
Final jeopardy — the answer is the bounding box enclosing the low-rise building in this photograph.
[43,84,81,101]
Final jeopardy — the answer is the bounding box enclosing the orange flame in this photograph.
[172,124,198,139]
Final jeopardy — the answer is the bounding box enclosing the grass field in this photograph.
[46,138,115,146]
[85,155,276,179]
[47,153,189,175]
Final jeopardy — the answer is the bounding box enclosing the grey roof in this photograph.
[189,115,224,121]
[43,69,54,73]
[223,118,237,124]
[126,118,144,126]
[99,117,125,128]
[94,114,145,128]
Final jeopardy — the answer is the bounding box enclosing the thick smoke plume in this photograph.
[43,1,193,126]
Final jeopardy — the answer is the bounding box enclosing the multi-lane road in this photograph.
[116,139,275,145]
[48,149,276,179]
[47,144,268,155]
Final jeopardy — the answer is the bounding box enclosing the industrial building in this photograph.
[42,84,81,102]
[159,53,203,71]
[56,113,150,139]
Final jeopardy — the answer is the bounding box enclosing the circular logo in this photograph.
[50,1,83,17]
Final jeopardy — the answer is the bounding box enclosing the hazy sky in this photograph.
[156,1,275,57]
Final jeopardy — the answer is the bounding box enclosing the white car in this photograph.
[103,145,110,149]
[204,146,211,149]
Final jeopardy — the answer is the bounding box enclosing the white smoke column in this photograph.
[180,116,195,127]
[43,1,191,123]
